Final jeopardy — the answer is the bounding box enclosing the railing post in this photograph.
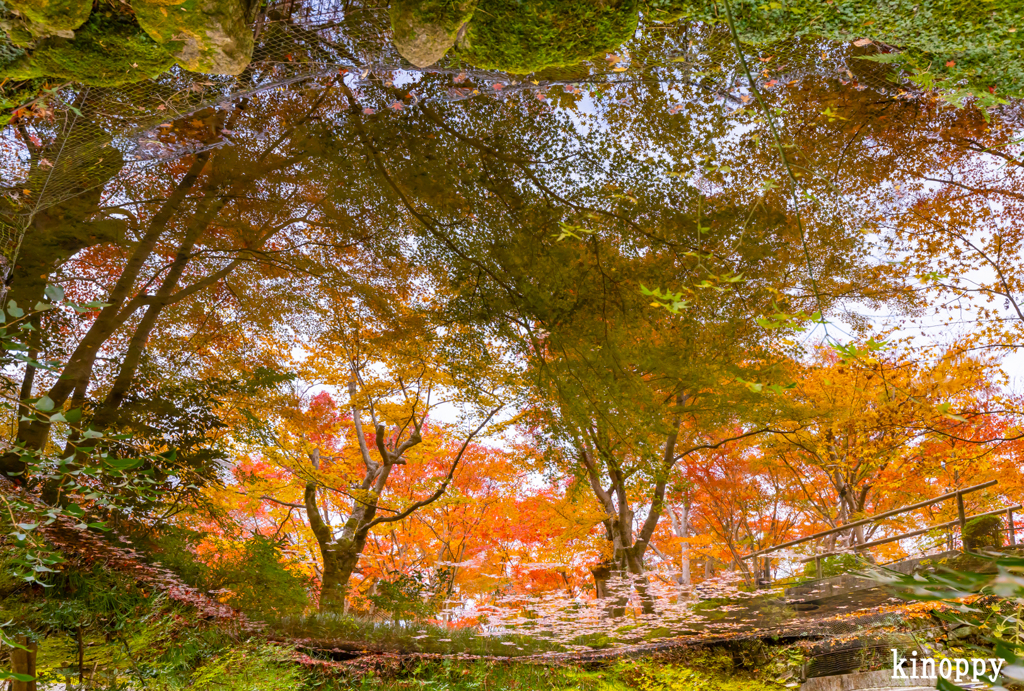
[957,490,967,546]
[1009,508,1016,546]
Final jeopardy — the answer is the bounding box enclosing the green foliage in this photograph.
[643,0,1023,98]
[365,567,453,621]
[458,0,640,73]
[0,12,176,86]
[216,537,310,616]
[0,299,175,587]
[963,515,1004,551]
[140,529,310,617]
[153,642,304,691]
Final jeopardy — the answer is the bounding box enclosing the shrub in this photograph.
[963,515,1004,552]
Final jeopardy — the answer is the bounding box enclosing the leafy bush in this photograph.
[143,529,310,617]
[963,515,1004,551]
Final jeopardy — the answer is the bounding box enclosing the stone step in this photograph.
[800,670,936,691]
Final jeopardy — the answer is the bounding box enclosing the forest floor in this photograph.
[2,522,939,689]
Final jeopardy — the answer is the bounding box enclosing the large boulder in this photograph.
[389,0,478,68]
[458,0,639,74]
[3,0,91,33]
[131,0,254,75]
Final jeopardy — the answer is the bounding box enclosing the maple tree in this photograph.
[763,343,1024,557]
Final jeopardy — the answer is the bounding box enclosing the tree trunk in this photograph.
[319,543,361,612]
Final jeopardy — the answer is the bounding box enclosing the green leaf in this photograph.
[0,672,36,682]
[64,407,83,424]
[106,458,143,471]
[34,301,53,311]
[49,412,66,423]
[44,284,65,302]
[7,301,24,318]
[35,396,55,412]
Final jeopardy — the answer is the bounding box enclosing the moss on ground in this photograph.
[457,0,640,74]
[0,12,177,86]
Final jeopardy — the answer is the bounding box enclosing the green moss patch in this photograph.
[4,0,92,33]
[458,0,640,74]
[0,13,177,86]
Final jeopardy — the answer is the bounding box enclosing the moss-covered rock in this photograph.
[389,0,478,68]
[3,0,91,33]
[131,0,254,75]
[458,0,639,74]
[0,13,177,87]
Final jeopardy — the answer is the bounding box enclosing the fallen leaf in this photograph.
[763,80,778,88]
[853,38,872,47]
[454,72,467,83]
[492,83,504,90]
[946,60,956,67]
